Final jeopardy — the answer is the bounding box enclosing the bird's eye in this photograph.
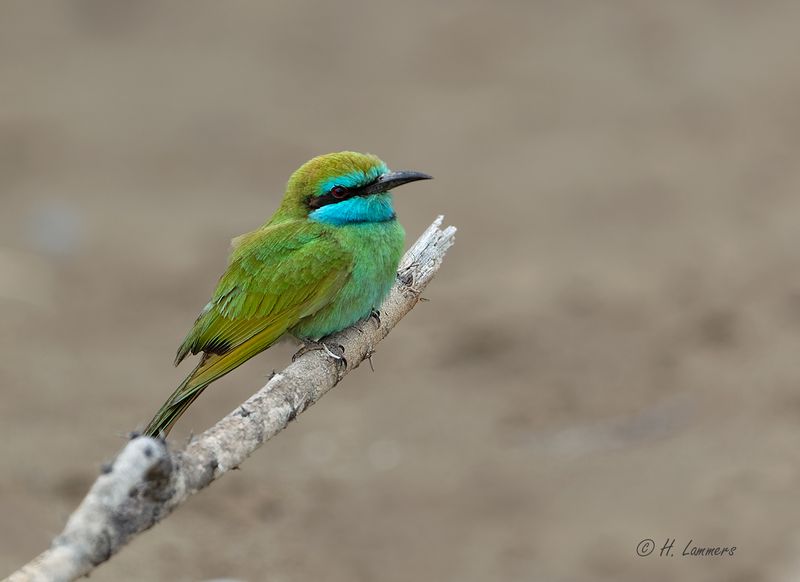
[330,186,347,199]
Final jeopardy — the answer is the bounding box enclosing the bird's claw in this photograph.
[292,341,316,361]
[293,340,347,366]
[322,342,345,362]
[369,309,381,327]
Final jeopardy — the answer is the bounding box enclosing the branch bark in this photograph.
[7,216,456,582]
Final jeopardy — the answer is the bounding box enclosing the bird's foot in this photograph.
[292,340,320,361]
[369,309,381,327]
[321,342,346,362]
[293,340,347,365]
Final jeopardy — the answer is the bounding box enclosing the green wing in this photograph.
[143,220,351,437]
[176,219,352,366]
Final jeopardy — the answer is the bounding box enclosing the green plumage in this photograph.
[143,152,429,437]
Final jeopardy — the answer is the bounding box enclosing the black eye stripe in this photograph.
[308,179,373,210]
[308,189,348,209]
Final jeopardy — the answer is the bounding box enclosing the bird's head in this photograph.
[276,152,431,225]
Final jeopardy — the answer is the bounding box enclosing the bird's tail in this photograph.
[142,355,216,437]
[142,350,246,437]
[143,328,286,437]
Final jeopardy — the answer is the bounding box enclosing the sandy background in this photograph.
[2,1,800,580]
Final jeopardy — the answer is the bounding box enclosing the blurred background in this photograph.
[2,1,800,580]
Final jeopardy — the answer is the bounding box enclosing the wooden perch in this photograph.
[6,216,456,582]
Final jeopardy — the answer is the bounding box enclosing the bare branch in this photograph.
[7,216,457,582]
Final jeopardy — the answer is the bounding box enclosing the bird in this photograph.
[142,151,431,437]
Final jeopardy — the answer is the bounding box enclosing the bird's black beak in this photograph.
[360,170,433,197]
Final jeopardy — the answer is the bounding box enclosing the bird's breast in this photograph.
[290,220,405,339]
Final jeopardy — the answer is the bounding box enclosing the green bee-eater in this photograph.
[142,151,431,437]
